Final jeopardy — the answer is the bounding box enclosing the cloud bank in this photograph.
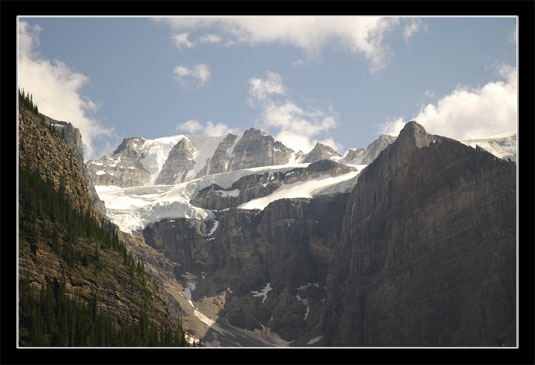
[18,21,112,160]
[155,17,426,72]
[248,71,340,153]
[380,64,517,139]
[176,119,240,137]
[173,64,211,88]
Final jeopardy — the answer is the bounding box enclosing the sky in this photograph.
[18,16,517,160]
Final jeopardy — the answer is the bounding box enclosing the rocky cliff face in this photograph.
[42,115,107,216]
[154,137,196,184]
[201,133,238,176]
[359,134,396,164]
[87,137,152,187]
[303,143,341,163]
[340,148,365,165]
[19,106,175,333]
[229,128,295,171]
[143,193,349,345]
[137,121,515,347]
[19,109,94,215]
[191,159,356,211]
[322,122,516,346]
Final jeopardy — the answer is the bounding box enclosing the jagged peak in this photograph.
[112,136,146,156]
[309,142,341,156]
[243,127,270,138]
[396,121,435,149]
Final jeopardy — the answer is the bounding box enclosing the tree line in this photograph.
[19,99,190,347]
[19,88,64,139]
[19,277,188,347]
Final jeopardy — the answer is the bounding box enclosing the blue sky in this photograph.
[18,16,517,160]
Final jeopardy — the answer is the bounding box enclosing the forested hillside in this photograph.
[18,90,189,347]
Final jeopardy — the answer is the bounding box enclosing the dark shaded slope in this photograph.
[323,122,516,346]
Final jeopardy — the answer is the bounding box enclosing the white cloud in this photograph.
[177,119,204,134]
[171,32,194,49]
[171,32,221,50]
[18,21,113,160]
[173,63,211,88]
[403,19,428,42]
[248,71,286,105]
[380,64,517,139]
[176,120,240,137]
[198,34,222,44]
[155,16,415,72]
[248,72,340,153]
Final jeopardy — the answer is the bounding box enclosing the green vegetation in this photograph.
[19,88,63,139]
[19,88,39,115]
[18,100,190,346]
[19,278,188,347]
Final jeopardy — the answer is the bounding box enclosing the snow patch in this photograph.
[95,170,106,176]
[216,189,240,198]
[205,220,219,236]
[182,272,197,307]
[94,164,314,233]
[236,324,292,347]
[239,170,361,210]
[307,336,322,345]
[251,283,272,304]
[193,309,215,327]
[296,294,310,320]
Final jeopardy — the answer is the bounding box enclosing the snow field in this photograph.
[239,169,363,210]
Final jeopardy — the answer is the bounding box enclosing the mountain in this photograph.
[322,122,516,346]
[228,128,295,171]
[42,115,106,216]
[102,122,515,347]
[18,102,189,347]
[460,132,517,162]
[81,119,517,346]
[303,143,341,163]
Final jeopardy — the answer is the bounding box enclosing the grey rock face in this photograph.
[322,121,516,346]
[359,134,396,165]
[201,133,238,176]
[303,143,341,163]
[340,148,365,165]
[191,160,356,211]
[44,115,107,215]
[229,128,294,171]
[144,193,349,345]
[142,121,515,347]
[154,137,196,184]
[86,137,152,187]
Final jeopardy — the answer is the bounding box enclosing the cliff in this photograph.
[322,122,516,346]
[18,105,181,345]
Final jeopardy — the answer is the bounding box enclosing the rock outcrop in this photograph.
[200,133,238,176]
[229,128,294,171]
[143,193,349,345]
[19,109,94,215]
[154,137,196,184]
[87,137,152,187]
[191,160,356,211]
[43,115,107,216]
[340,148,365,165]
[303,143,341,163]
